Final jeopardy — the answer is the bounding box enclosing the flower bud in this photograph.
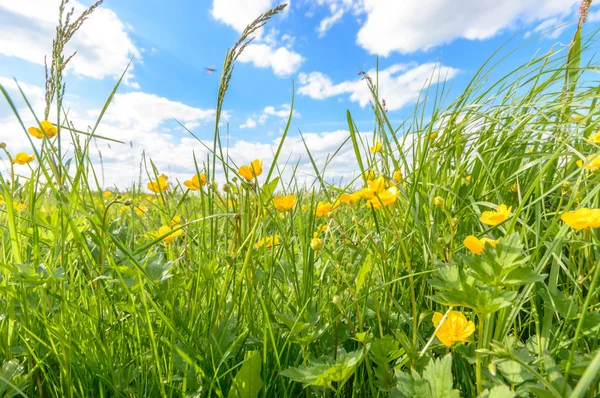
[433,196,445,208]
[332,295,342,307]
[0,142,6,149]
[123,200,133,207]
[310,237,324,252]
[222,183,231,192]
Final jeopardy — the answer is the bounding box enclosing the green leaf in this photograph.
[422,354,461,398]
[355,255,372,294]
[478,384,515,398]
[261,177,279,204]
[228,351,263,398]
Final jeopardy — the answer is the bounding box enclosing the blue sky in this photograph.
[0,0,598,187]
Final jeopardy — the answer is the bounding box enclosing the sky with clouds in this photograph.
[0,0,597,188]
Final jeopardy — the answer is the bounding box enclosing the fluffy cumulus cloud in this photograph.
[240,118,258,129]
[238,43,304,76]
[0,77,368,189]
[211,1,304,76]
[0,0,140,84]
[298,63,459,111]
[310,0,581,55]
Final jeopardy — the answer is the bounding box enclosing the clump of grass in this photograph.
[1,2,600,398]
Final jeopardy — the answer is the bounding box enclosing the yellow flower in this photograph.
[310,237,324,251]
[13,202,27,211]
[370,141,382,153]
[363,170,376,182]
[357,187,375,200]
[238,159,263,181]
[561,208,600,230]
[368,176,385,194]
[183,173,207,190]
[148,174,168,193]
[134,205,148,216]
[315,202,338,217]
[301,204,308,212]
[273,194,297,211]
[461,175,471,185]
[339,192,361,205]
[156,225,182,243]
[479,204,511,226]
[393,170,402,182]
[367,186,399,209]
[569,115,584,123]
[170,215,181,226]
[318,224,329,233]
[28,120,58,139]
[255,234,279,249]
[432,311,476,347]
[587,132,600,143]
[103,191,113,198]
[12,152,35,165]
[429,131,438,140]
[576,154,600,171]
[463,235,499,255]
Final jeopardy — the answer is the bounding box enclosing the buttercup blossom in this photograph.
[367,186,399,209]
[370,141,382,153]
[393,170,402,182]
[13,202,27,211]
[156,225,182,243]
[432,311,476,347]
[315,201,338,217]
[480,204,511,226]
[310,235,324,251]
[463,235,499,255]
[28,120,58,139]
[561,208,600,230]
[171,215,181,226]
[103,191,113,198]
[576,154,600,171]
[148,174,169,193]
[255,235,279,249]
[134,205,148,216]
[569,115,584,123]
[12,152,35,165]
[238,159,263,181]
[339,192,361,205]
[587,132,600,143]
[273,194,297,211]
[184,173,207,190]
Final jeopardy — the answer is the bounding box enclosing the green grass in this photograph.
[1,2,600,397]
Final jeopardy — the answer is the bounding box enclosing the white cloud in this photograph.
[298,63,459,111]
[0,0,141,82]
[238,43,304,76]
[210,0,275,33]
[313,0,363,37]
[317,7,345,36]
[355,0,581,55]
[240,118,257,129]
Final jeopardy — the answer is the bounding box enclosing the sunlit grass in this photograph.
[1,2,600,397]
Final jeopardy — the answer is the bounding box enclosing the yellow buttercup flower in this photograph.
[339,192,361,205]
[315,201,338,217]
[255,234,279,249]
[370,141,382,153]
[367,186,399,209]
[576,154,600,171]
[561,208,600,230]
[393,170,402,182]
[28,120,58,139]
[310,237,324,251]
[587,132,600,143]
[238,159,263,181]
[103,191,113,198]
[357,187,375,200]
[463,235,499,255]
[461,175,471,185]
[368,176,385,194]
[432,311,476,347]
[170,215,181,226]
[13,202,27,211]
[12,152,35,165]
[318,224,329,233]
[183,173,207,190]
[569,115,584,123]
[480,204,511,226]
[134,205,148,216]
[273,194,297,211]
[156,225,182,243]
[429,131,438,140]
[148,174,168,193]
[363,170,376,182]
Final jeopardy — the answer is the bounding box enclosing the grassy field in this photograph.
[1,2,600,397]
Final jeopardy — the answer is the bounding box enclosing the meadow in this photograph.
[1,2,600,397]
